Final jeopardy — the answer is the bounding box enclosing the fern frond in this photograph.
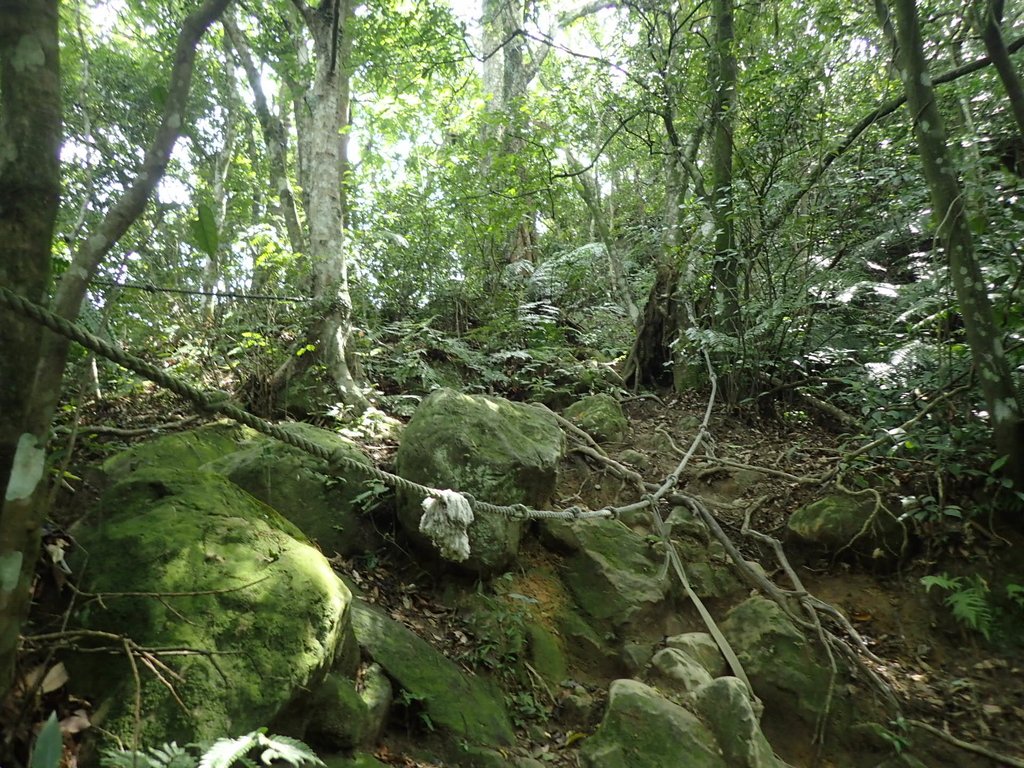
[198,731,262,768]
[150,742,195,768]
[946,587,993,640]
[255,734,324,768]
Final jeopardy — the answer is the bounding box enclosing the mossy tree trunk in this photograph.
[709,0,741,402]
[888,0,1024,494]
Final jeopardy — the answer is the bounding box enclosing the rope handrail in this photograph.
[0,286,617,526]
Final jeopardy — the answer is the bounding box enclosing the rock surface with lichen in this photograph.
[395,388,565,575]
[68,467,351,747]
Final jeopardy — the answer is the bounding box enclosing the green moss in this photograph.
[720,596,844,728]
[100,422,247,485]
[580,680,726,768]
[563,394,628,443]
[69,468,350,747]
[204,421,376,557]
[395,389,564,574]
[349,601,515,746]
[526,621,568,686]
[553,519,667,628]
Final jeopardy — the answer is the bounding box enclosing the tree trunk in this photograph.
[972,0,1024,135]
[481,0,538,263]
[889,0,1024,492]
[0,0,61,699]
[273,0,366,411]
[567,153,640,328]
[0,0,232,699]
[226,16,307,258]
[710,0,741,377]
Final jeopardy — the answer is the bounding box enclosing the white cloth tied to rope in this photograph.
[419,489,474,562]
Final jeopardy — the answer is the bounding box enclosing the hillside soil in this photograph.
[7,389,1024,768]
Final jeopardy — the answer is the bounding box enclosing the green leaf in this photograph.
[990,455,1009,473]
[190,202,219,258]
[30,712,62,768]
[255,734,323,768]
[199,731,261,768]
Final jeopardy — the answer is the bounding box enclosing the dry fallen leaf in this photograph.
[60,710,91,734]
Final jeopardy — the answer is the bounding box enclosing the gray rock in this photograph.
[580,679,727,768]
[788,493,905,560]
[665,632,727,678]
[650,648,714,693]
[692,677,782,767]
[349,600,515,747]
[204,421,377,557]
[541,518,669,631]
[395,388,565,575]
[564,394,629,443]
[622,641,655,674]
[68,468,350,748]
[721,596,849,728]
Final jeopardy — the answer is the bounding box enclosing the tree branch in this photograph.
[769,32,1024,233]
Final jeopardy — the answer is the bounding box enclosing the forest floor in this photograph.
[11,389,1024,768]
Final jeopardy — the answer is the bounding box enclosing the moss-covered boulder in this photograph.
[563,394,628,443]
[788,493,905,560]
[650,648,714,693]
[721,596,847,729]
[69,468,350,747]
[349,601,515,749]
[526,621,568,686]
[100,422,246,485]
[580,679,727,768]
[665,632,727,678]
[307,664,392,750]
[541,518,669,631]
[395,389,565,575]
[692,677,783,768]
[204,422,377,557]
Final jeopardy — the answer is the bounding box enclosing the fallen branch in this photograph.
[908,719,1024,768]
[54,415,201,438]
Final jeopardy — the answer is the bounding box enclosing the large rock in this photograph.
[204,421,377,557]
[395,389,565,575]
[541,518,669,631]
[349,601,515,748]
[307,665,392,750]
[650,648,714,693]
[99,422,246,485]
[69,468,351,746]
[692,677,783,768]
[580,679,727,768]
[665,632,727,678]
[563,394,628,443]
[720,596,843,728]
[787,493,904,560]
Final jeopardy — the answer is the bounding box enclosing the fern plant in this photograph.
[101,729,323,768]
[921,573,994,640]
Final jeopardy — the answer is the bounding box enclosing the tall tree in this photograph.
[709,0,740,353]
[0,0,232,697]
[0,0,62,697]
[886,0,1024,492]
[236,0,368,411]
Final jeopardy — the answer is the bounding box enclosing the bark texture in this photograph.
[0,0,232,698]
[890,0,1024,492]
[0,0,61,698]
[269,0,366,410]
[973,0,1024,135]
